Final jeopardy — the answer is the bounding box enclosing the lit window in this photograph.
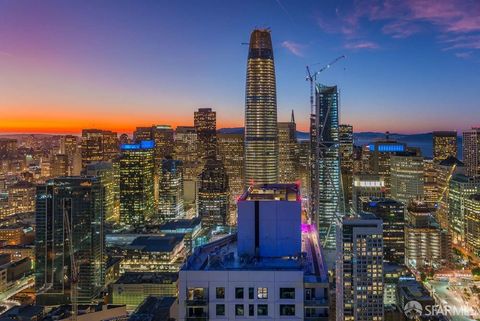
[257,287,268,299]
[235,304,244,316]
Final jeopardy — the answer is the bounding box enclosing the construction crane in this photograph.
[306,55,345,115]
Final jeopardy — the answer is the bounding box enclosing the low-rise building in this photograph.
[111,272,178,311]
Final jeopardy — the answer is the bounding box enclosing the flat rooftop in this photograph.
[182,224,328,282]
[127,235,184,253]
[239,184,300,202]
[115,272,178,284]
[158,217,201,231]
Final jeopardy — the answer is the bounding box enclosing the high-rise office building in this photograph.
[297,140,310,198]
[423,158,437,208]
[60,135,81,175]
[363,197,405,264]
[7,181,36,214]
[313,85,340,249]
[465,194,480,258]
[390,153,424,204]
[158,158,184,222]
[197,159,229,228]
[367,137,407,194]
[405,201,451,269]
[35,177,105,305]
[119,141,155,226]
[337,213,384,321]
[174,126,200,181]
[50,153,69,177]
[85,162,117,223]
[174,126,200,207]
[179,184,329,321]
[433,131,457,162]
[278,111,297,184]
[339,124,354,211]
[81,129,118,168]
[352,174,386,214]
[435,156,464,229]
[133,125,174,165]
[217,133,244,225]
[463,127,480,177]
[244,29,278,186]
[194,108,217,161]
[447,174,480,246]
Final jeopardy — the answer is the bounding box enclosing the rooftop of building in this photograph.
[127,234,184,253]
[438,156,464,167]
[397,279,433,302]
[0,305,44,320]
[363,197,403,206]
[158,217,201,232]
[115,272,178,284]
[128,296,176,321]
[182,224,328,282]
[238,183,300,202]
[8,180,35,189]
[42,304,126,320]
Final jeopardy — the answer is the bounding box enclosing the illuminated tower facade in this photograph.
[463,127,480,177]
[119,141,155,226]
[432,131,457,163]
[81,129,118,168]
[278,111,297,184]
[194,108,217,161]
[313,85,340,249]
[244,29,278,186]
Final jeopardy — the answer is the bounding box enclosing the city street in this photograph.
[429,279,480,321]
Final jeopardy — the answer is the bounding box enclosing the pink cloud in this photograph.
[281,41,305,57]
[344,41,379,50]
[315,0,480,56]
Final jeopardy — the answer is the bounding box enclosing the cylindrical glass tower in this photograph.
[244,29,278,187]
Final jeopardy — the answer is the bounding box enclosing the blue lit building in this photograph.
[119,140,155,226]
[312,84,341,249]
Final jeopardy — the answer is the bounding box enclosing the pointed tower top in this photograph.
[291,109,295,123]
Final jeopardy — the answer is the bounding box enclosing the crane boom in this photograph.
[306,55,346,114]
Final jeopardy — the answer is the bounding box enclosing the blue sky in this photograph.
[0,0,479,133]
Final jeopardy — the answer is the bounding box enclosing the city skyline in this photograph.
[1,0,479,134]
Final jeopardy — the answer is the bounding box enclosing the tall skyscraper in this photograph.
[313,85,340,249]
[405,201,451,269]
[278,111,297,184]
[337,213,384,321]
[197,158,229,229]
[119,141,155,226]
[35,177,105,305]
[432,131,457,162]
[81,129,119,168]
[194,108,217,161]
[174,126,200,207]
[463,127,480,177]
[85,162,116,223]
[435,156,464,229]
[363,197,405,264]
[390,153,424,204]
[447,174,480,246]
[465,194,480,258]
[217,133,244,225]
[244,29,278,186]
[133,125,174,165]
[158,158,184,222]
[339,124,354,211]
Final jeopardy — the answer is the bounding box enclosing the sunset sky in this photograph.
[0,0,479,134]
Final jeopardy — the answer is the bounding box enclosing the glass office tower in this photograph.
[35,177,105,305]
